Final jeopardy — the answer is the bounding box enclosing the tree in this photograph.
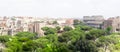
[58,32,70,43]
[80,26,92,31]
[0,35,11,43]
[52,21,58,25]
[63,26,73,31]
[58,30,84,43]
[3,23,117,52]
[18,37,30,42]
[15,32,36,39]
[105,26,112,35]
[75,40,98,52]
[22,40,38,52]
[42,27,57,35]
[46,34,58,43]
[86,29,106,40]
[56,26,61,31]
[53,43,72,52]
[41,27,49,31]
[96,34,120,52]
[5,41,22,52]
[73,19,80,25]
[73,19,85,28]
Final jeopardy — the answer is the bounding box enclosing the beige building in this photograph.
[103,16,120,33]
[83,15,104,28]
[28,21,45,37]
[65,19,74,25]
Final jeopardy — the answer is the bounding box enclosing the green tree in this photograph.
[73,19,80,25]
[86,29,106,40]
[54,43,72,52]
[52,21,58,25]
[56,26,61,31]
[42,27,57,35]
[5,41,22,52]
[63,26,73,31]
[41,27,49,31]
[75,40,98,52]
[58,30,84,43]
[18,37,30,42]
[0,35,11,43]
[46,34,58,43]
[15,32,36,39]
[105,26,112,35]
[96,34,120,52]
[22,40,39,52]
[81,26,92,31]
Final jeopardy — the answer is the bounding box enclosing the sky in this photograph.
[0,0,120,18]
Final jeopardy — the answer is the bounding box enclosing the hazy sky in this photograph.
[0,0,120,18]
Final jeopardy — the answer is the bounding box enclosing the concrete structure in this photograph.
[83,15,104,28]
[103,16,120,33]
[65,19,74,25]
[28,21,45,37]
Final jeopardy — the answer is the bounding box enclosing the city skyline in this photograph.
[0,0,120,18]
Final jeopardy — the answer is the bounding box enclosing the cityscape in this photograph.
[0,16,120,36]
[0,0,120,52]
[0,16,119,52]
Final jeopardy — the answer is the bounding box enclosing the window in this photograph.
[116,29,120,31]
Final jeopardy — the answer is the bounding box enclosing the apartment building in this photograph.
[103,16,120,33]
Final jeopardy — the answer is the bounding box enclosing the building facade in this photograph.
[103,16,120,33]
[28,21,45,37]
[83,15,104,28]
